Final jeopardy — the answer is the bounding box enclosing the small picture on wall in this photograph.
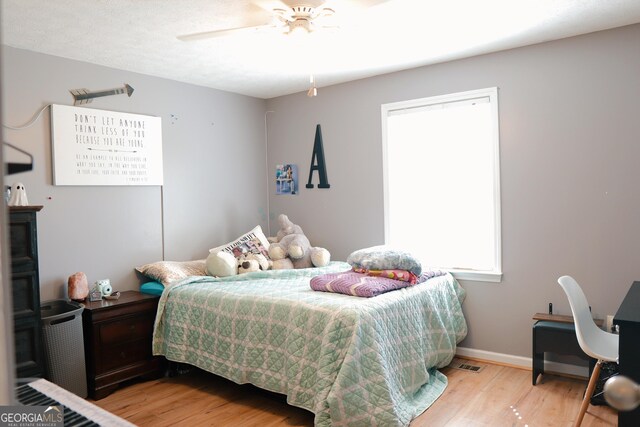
[276,164,298,195]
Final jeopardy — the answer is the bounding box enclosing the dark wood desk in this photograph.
[531,313,600,386]
[614,281,640,426]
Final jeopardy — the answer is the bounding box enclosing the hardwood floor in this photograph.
[91,359,617,426]
[414,360,615,427]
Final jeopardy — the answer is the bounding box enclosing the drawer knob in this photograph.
[120,351,126,359]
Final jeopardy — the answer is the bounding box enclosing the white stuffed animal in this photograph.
[206,251,237,277]
[268,214,330,270]
[206,251,272,277]
[238,253,271,274]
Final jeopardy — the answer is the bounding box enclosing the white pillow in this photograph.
[209,225,271,259]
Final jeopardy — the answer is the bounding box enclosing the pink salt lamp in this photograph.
[68,272,89,301]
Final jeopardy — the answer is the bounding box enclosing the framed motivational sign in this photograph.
[51,104,163,186]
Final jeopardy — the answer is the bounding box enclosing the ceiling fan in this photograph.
[177,0,386,41]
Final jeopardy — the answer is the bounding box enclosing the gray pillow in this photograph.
[346,245,422,275]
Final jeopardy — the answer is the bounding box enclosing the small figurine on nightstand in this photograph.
[89,286,103,302]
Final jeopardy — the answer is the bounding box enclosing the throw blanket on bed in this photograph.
[153,262,467,427]
[352,267,419,283]
[312,268,446,297]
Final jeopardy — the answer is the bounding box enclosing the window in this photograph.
[381,87,501,282]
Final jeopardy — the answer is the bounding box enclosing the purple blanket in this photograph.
[310,269,446,298]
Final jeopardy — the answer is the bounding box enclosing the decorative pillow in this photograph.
[135,259,206,287]
[209,225,271,259]
[140,281,164,296]
[346,245,423,276]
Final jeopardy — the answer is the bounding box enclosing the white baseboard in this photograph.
[455,347,589,379]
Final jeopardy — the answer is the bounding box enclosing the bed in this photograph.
[152,261,467,426]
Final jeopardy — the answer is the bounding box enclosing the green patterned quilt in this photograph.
[153,262,467,426]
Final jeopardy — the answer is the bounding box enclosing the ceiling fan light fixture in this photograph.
[177,2,343,42]
[288,18,312,36]
[307,74,318,97]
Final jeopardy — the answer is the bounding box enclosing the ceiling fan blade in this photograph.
[342,0,389,7]
[311,7,335,19]
[177,24,273,41]
[321,0,388,13]
[273,8,294,22]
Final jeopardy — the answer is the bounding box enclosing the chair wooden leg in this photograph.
[574,360,602,427]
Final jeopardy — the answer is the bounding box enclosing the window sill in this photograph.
[449,269,502,283]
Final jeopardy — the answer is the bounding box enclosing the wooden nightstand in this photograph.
[82,291,163,399]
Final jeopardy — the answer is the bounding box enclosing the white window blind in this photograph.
[382,88,502,282]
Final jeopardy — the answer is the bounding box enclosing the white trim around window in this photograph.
[381,87,502,283]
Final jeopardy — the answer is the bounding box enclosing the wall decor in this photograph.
[276,164,298,195]
[8,182,29,206]
[306,124,330,189]
[51,104,163,186]
[70,84,134,106]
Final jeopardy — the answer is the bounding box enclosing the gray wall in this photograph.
[3,24,639,360]
[266,24,640,357]
[2,46,267,301]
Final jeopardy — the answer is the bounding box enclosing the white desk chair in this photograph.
[557,275,619,427]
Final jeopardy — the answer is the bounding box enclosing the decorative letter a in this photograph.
[306,124,330,189]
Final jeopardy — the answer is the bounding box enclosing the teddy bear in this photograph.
[268,214,330,269]
[237,252,271,274]
[206,250,272,277]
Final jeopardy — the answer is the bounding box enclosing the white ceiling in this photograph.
[3,0,640,99]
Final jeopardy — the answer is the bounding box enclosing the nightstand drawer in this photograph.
[101,340,152,372]
[99,316,153,346]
